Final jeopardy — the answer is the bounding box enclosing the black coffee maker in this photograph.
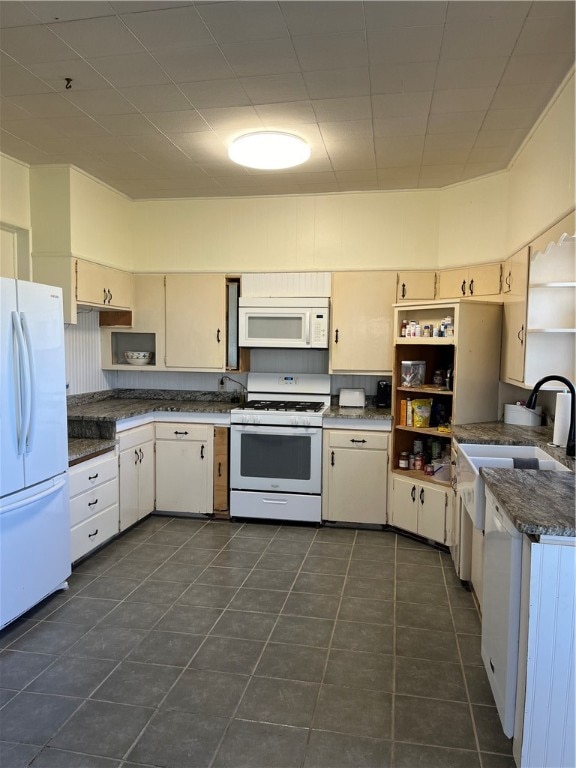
[375,380,391,408]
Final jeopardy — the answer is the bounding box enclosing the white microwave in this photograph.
[238,297,330,348]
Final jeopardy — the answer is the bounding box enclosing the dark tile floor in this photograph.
[0,516,515,768]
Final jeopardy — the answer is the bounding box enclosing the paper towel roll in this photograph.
[553,392,572,447]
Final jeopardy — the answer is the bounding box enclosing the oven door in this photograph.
[230,424,321,494]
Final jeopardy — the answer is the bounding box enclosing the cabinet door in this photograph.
[165,274,226,370]
[213,427,229,515]
[390,475,418,534]
[501,300,526,383]
[76,260,132,309]
[325,447,387,524]
[436,267,468,299]
[106,266,132,309]
[417,484,447,543]
[156,439,212,514]
[396,271,436,301]
[468,263,501,297]
[331,271,396,373]
[137,439,155,520]
[119,447,140,531]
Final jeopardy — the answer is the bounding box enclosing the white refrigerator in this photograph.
[1,277,71,629]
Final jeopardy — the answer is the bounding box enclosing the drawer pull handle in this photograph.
[216,328,221,343]
[469,278,474,295]
[88,529,99,538]
[103,288,107,304]
[420,488,425,505]
[411,485,416,503]
[200,445,205,460]
[88,473,98,480]
[334,328,339,344]
[174,431,189,435]
[218,462,222,477]
[139,448,144,462]
[88,499,98,507]
[350,439,367,444]
[331,450,335,466]
[401,282,406,299]
[135,449,139,465]
[461,280,466,296]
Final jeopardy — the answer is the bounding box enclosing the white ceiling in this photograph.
[1,1,574,199]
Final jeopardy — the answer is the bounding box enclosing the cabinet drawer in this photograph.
[327,431,388,450]
[69,453,117,498]
[118,424,154,452]
[71,504,119,563]
[155,423,211,441]
[70,478,118,527]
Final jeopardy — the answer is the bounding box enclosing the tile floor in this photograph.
[0,516,515,768]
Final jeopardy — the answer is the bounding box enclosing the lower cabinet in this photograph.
[390,474,448,544]
[118,424,155,532]
[155,423,213,515]
[322,430,388,524]
[69,452,119,563]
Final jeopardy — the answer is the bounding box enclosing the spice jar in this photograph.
[414,453,424,471]
[399,452,409,469]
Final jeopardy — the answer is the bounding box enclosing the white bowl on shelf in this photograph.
[124,351,153,366]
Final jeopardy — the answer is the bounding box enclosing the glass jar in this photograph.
[399,452,409,469]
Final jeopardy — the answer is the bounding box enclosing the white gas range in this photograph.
[229,373,331,522]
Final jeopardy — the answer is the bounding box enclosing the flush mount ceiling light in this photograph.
[228,131,311,170]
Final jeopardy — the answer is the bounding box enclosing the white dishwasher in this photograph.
[481,487,523,738]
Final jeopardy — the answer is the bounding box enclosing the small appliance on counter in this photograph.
[338,388,366,408]
[375,380,391,408]
[504,403,542,426]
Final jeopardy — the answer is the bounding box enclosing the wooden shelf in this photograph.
[395,337,454,345]
[395,425,452,437]
[526,328,576,333]
[391,468,451,488]
[397,386,453,395]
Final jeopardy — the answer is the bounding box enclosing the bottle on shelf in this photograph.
[406,398,412,427]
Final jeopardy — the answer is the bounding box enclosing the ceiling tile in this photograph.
[87,53,171,88]
[44,115,112,137]
[418,164,464,187]
[427,111,486,134]
[6,91,82,118]
[311,96,371,122]
[194,105,263,140]
[2,117,65,139]
[292,32,368,72]
[111,2,193,13]
[280,1,364,35]
[490,83,553,112]
[377,167,420,187]
[373,114,428,138]
[446,1,530,23]
[145,109,207,133]
[370,61,437,95]
[467,145,514,164]
[0,63,54,96]
[440,20,524,60]
[0,24,78,64]
[254,102,316,127]
[324,139,376,171]
[431,87,495,114]
[121,5,213,51]
[240,73,308,105]
[119,84,191,112]
[47,16,145,58]
[424,132,478,151]
[154,44,235,82]
[367,26,443,65]
[0,3,44,28]
[302,67,370,99]
[168,130,226,161]
[461,162,504,180]
[222,38,300,78]
[474,128,525,149]
[180,79,251,109]
[375,135,424,167]
[319,120,373,142]
[372,91,432,119]
[27,59,110,92]
[528,1,576,19]
[422,145,471,165]
[25,2,115,23]
[80,134,136,154]
[500,52,574,86]
[64,88,138,116]
[95,113,160,136]
[434,56,508,91]
[122,134,180,154]
[514,14,575,56]
[0,97,33,120]
[196,1,288,44]
[334,169,377,185]
[0,134,49,162]
[365,1,447,29]
[482,107,539,131]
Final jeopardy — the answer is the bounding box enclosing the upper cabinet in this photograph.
[396,270,436,302]
[330,271,396,374]
[436,262,501,299]
[500,211,575,388]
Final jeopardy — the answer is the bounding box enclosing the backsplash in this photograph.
[64,310,113,396]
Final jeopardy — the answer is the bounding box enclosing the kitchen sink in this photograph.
[456,443,570,530]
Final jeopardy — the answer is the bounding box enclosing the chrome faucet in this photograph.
[526,375,575,458]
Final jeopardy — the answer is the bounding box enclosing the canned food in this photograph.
[408,454,415,470]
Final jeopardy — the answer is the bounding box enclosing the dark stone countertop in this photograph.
[481,468,576,537]
[323,405,392,421]
[68,438,116,466]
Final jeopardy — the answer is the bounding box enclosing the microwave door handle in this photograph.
[305,312,311,345]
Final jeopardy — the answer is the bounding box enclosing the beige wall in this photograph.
[0,154,31,230]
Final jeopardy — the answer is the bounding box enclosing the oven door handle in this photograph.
[232,424,319,436]
[305,311,311,345]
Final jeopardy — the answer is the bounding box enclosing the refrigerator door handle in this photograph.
[0,475,66,516]
[20,312,36,453]
[11,311,30,456]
